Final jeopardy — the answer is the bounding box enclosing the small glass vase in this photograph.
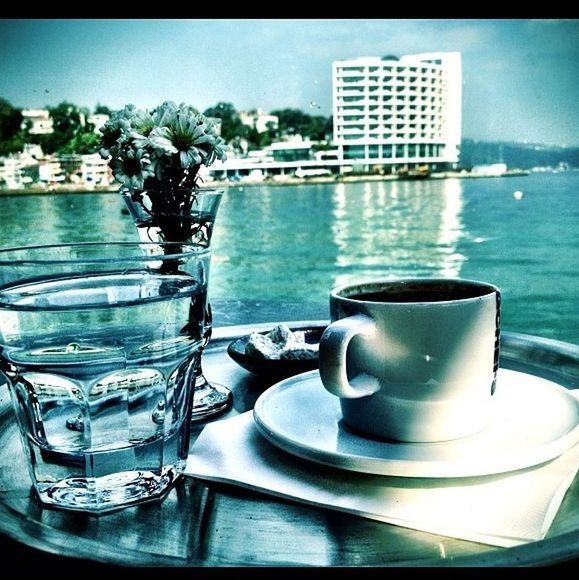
[122,186,232,421]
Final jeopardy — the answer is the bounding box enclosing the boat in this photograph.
[397,166,430,180]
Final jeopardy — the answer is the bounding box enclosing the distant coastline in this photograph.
[0,169,531,197]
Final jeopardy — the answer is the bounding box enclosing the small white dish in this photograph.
[253,368,579,478]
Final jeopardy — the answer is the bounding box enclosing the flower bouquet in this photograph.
[99,101,227,246]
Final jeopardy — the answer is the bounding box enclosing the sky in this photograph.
[0,18,578,146]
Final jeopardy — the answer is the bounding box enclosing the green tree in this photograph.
[270,108,332,141]
[59,131,100,155]
[30,101,101,155]
[0,98,25,155]
[244,125,271,150]
[0,98,22,141]
[271,108,309,136]
[203,102,246,143]
[94,103,112,116]
[307,114,332,141]
[50,101,82,142]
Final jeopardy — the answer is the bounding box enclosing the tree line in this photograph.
[0,98,333,157]
[459,139,579,170]
[0,99,111,157]
[204,102,333,153]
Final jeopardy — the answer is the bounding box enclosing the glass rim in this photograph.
[120,186,224,196]
[0,241,210,266]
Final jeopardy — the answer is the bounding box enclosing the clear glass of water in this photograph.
[0,242,210,513]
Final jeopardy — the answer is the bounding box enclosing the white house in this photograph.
[21,109,54,135]
[240,109,279,134]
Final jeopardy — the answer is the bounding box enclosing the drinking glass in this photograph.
[0,242,210,513]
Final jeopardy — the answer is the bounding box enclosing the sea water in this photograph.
[0,172,576,343]
[0,271,206,512]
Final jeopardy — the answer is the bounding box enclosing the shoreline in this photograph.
[0,169,531,196]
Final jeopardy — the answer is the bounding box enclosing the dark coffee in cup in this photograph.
[350,280,494,304]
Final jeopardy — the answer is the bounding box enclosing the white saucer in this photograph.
[253,368,579,478]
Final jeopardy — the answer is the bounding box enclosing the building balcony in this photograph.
[334,81,367,89]
[339,127,367,135]
[336,108,366,116]
[336,89,365,97]
[338,118,366,125]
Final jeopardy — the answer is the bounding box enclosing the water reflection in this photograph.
[330,178,466,290]
[0,183,466,303]
[208,179,467,306]
[436,179,466,277]
[0,193,131,247]
[211,184,340,304]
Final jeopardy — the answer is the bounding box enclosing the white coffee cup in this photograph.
[319,278,501,442]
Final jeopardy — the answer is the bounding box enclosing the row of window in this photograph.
[338,133,444,141]
[337,111,445,120]
[338,114,441,122]
[337,98,446,107]
[337,134,444,142]
[336,77,444,86]
[339,98,444,107]
[336,78,444,88]
[336,87,445,95]
[337,101,443,110]
[338,122,443,130]
[337,106,443,114]
[335,65,443,76]
[338,94,444,101]
[342,143,444,160]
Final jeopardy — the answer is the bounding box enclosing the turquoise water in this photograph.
[0,172,577,344]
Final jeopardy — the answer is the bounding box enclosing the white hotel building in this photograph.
[332,52,462,172]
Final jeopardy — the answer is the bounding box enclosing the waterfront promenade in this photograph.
[0,168,530,196]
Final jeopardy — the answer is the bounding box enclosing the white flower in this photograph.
[131,109,156,135]
[112,147,155,191]
[148,114,224,169]
[205,133,228,164]
[100,100,228,190]
[152,101,179,126]
[98,115,133,159]
[148,126,179,156]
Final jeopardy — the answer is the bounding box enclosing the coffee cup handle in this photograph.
[319,314,381,399]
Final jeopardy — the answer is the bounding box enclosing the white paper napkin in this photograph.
[185,390,579,548]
